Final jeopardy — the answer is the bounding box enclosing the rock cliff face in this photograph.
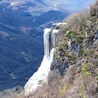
[24,1,98,98]
[24,26,60,97]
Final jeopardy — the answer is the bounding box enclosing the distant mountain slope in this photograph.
[0,1,69,91]
[0,0,93,92]
[28,1,98,98]
[0,0,94,14]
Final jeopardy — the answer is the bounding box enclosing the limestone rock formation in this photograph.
[26,2,98,97]
[24,25,59,97]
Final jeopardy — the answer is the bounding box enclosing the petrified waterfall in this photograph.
[24,27,59,97]
[44,28,51,56]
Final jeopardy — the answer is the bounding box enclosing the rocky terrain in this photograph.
[0,0,97,98]
[0,0,94,13]
[25,0,98,98]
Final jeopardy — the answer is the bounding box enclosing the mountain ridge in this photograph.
[24,0,98,97]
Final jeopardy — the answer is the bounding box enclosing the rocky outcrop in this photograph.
[16,1,98,98]
[26,1,98,97]
[24,25,60,97]
[24,23,67,97]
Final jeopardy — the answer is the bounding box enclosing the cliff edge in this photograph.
[27,1,98,98]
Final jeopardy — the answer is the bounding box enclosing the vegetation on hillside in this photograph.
[29,1,98,98]
[0,1,98,98]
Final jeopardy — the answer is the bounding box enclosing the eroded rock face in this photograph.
[24,1,98,97]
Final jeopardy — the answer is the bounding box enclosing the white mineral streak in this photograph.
[68,39,71,51]
[52,29,59,48]
[25,28,59,97]
[44,28,51,55]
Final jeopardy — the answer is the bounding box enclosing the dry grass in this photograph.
[26,64,98,98]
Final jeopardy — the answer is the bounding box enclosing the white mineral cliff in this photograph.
[24,27,59,97]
